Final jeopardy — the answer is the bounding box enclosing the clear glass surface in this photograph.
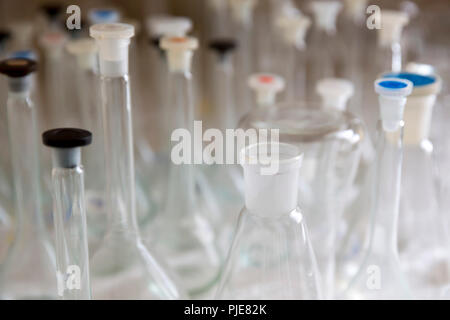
[52,166,91,299]
[343,121,413,299]
[0,91,56,299]
[90,75,183,300]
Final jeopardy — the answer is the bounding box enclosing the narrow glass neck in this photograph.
[99,74,138,233]
[52,166,91,300]
[370,120,404,254]
[166,71,196,216]
[213,56,234,131]
[6,90,43,236]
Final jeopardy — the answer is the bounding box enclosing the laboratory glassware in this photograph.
[247,73,285,109]
[65,38,107,252]
[89,23,183,300]
[153,35,221,297]
[238,98,363,299]
[43,128,93,300]
[275,11,311,101]
[381,72,449,299]
[215,142,322,299]
[306,0,343,102]
[0,58,57,299]
[343,77,413,299]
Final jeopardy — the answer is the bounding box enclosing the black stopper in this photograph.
[41,3,63,21]
[208,38,237,57]
[0,30,11,44]
[149,36,161,49]
[42,128,92,149]
[0,58,37,78]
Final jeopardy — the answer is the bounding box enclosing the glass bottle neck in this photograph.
[99,74,139,234]
[369,120,404,254]
[52,166,91,299]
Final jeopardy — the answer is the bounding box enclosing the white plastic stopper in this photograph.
[377,10,409,47]
[248,73,285,108]
[382,72,442,145]
[343,0,368,23]
[405,62,435,76]
[229,0,257,26]
[90,23,135,77]
[310,0,342,35]
[276,14,311,49]
[316,78,354,111]
[66,38,97,71]
[241,143,303,217]
[147,16,192,37]
[160,36,198,73]
[374,78,413,132]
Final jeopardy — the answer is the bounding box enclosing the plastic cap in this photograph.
[343,0,368,22]
[310,0,342,35]
[248,73,285,107]
[276,14,311,49]
[382,72,441,97]
[90,23,134,76]
[41,3,62,21]
[66,38,97,70]
[0,30,11,44]
[241,142,303,217]
[43,128,92,148]
[160,36,198,72]
[405,62,435,76]
[147,16,192,37]
[208,38,237,57]
[378,10,409,47]
[316,78,354,111]
[375,78,413,97]
[88,8,121,25]
[0,58,37,78]
[9,50,37,60]
[375,77,413,131]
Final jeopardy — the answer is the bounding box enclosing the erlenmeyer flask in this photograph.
[382,72,449,299]
[88,23,184,300]
[150,36,221,297]
[43,128,93,300]
[343,77,413,299]
[216,142,322,299]
[0,58,57,299]
[239,97,363,298]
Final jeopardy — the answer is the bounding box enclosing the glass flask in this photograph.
[150,35,221,297]
[381,72,449,299]
[89,23,184,300]
[343,78,413,299]
[215,142,322,299]
[306,0,343,102]
[43,128,93,300]
[65,38,107,253]
[0,58,57,299]
[239,90,362,299]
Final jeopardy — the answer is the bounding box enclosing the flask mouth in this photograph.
[240,142,303,175]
